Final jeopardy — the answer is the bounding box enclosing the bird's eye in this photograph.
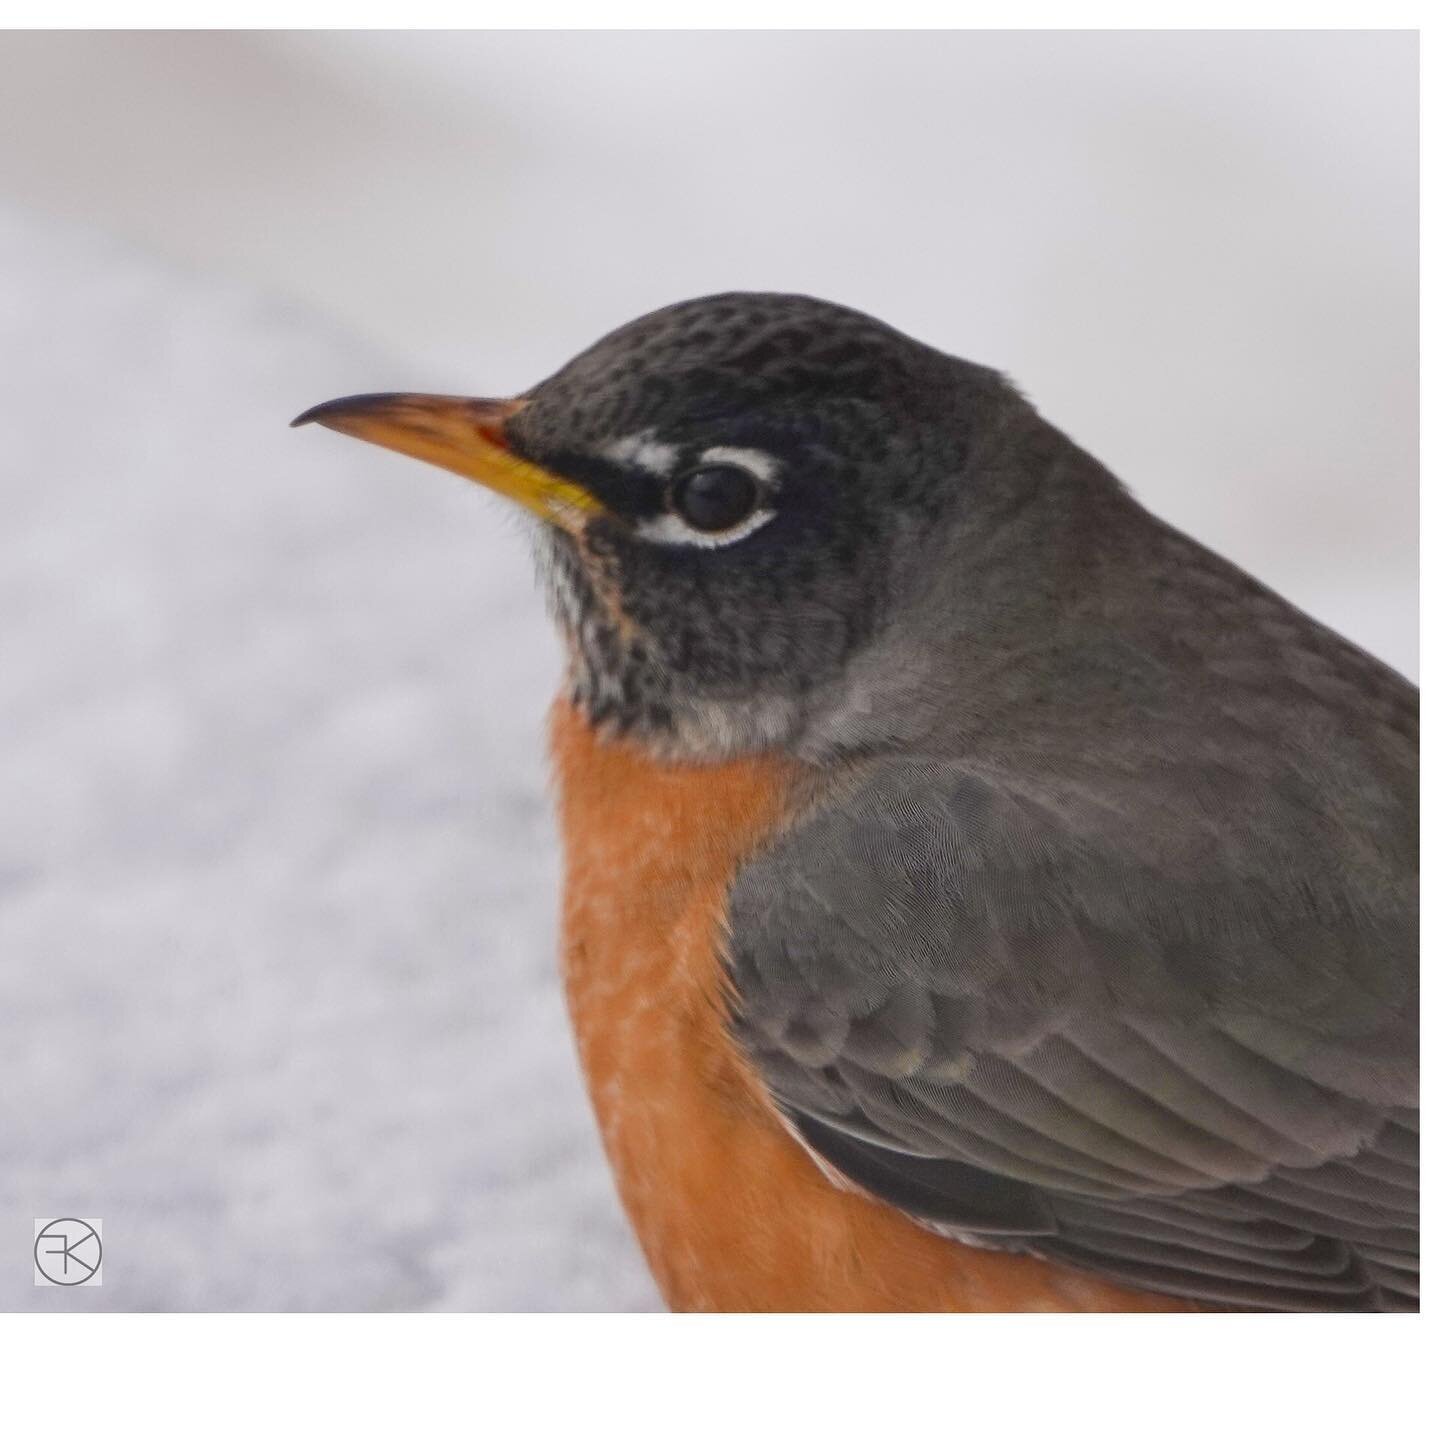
[668,465,761,533]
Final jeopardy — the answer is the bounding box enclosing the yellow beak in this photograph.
[290,392,602,531]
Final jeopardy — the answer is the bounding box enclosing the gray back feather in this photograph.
[728,472,1418,1311]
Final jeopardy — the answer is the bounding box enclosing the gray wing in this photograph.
[727,758,1418,1311]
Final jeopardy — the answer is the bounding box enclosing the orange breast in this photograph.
[549,699,1199,1312]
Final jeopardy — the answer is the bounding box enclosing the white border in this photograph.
[0,16,1428,1438]
[0,1311,1431,1437]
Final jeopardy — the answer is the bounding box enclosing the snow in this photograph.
[0,205,660,1310]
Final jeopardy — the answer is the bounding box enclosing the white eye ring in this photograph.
[631,446,780,549]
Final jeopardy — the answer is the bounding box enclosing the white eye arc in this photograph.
[595,435,781,548]
[694,445,779,483]
[632,445,780,549]
[632,505,777,549]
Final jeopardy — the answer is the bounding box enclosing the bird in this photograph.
[293,292,1418,1312]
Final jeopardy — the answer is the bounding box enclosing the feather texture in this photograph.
[730,724,1417,1311]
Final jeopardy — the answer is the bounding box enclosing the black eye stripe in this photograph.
[668,465,761,533]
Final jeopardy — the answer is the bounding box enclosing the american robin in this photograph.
[294,293,1418,1312]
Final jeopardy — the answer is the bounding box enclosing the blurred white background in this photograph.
[0,30,1417,1311]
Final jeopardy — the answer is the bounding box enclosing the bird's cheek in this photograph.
[572,527,642,643]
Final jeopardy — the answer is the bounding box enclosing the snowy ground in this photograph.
[0,206,660,1310]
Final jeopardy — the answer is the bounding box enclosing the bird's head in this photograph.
[294,293,1032,760]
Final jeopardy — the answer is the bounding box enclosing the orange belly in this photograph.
[549,699,1199,1312]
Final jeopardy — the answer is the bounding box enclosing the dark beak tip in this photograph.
[290,398,343,430]
[289,392,406,432]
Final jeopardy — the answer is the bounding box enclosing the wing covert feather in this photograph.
[727,759,1417,1311]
